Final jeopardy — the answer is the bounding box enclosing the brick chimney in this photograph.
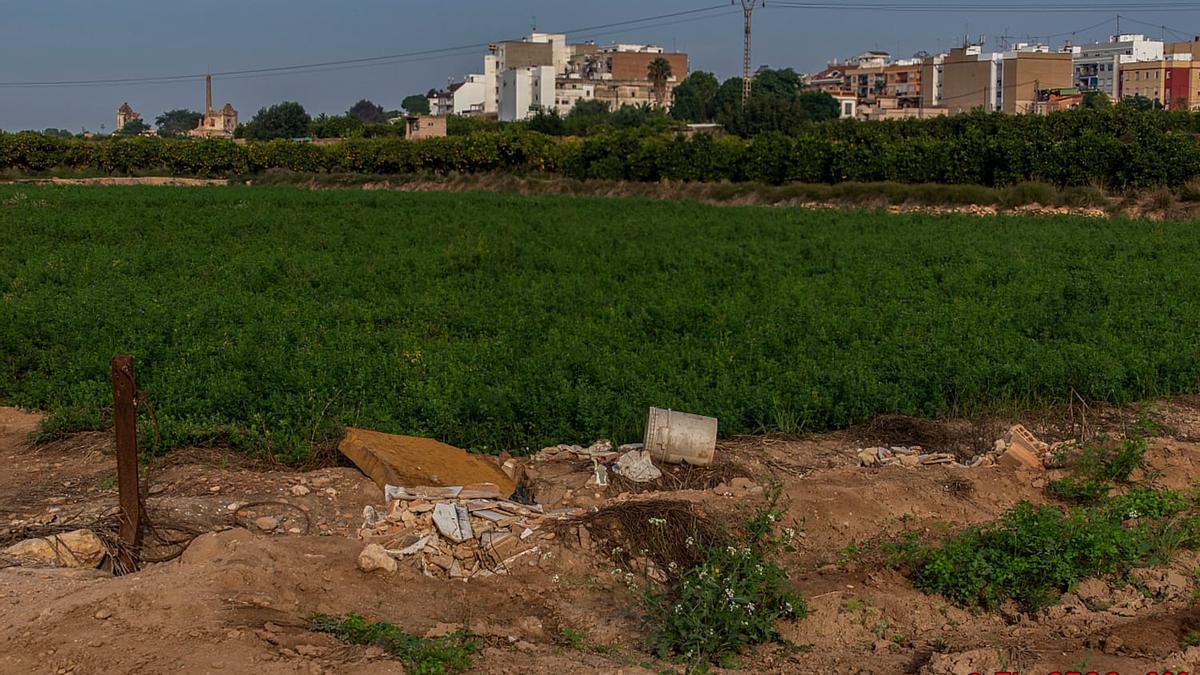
[205,75,213,116]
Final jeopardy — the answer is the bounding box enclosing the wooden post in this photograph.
[111,355,142,570]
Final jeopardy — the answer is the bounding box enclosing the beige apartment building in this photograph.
[934,45,1071,114]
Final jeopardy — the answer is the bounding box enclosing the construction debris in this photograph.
[613,448,663,483]
[856,425,1053,470]
[359,484,581,581]
[338,428,516,494]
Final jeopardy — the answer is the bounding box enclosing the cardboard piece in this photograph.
[339,428,516,494]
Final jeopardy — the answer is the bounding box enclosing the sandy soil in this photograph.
[1,403,1198,674]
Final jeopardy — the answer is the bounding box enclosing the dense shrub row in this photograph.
[4,107,1200,188]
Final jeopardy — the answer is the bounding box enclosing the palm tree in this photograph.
[647,57,674,109]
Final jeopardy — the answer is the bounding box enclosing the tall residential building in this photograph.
[499,65,555,121]
[940,43,1072,114]
[1071,34,1163,98]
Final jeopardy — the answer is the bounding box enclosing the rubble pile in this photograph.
[857,424,1061,470]
[357,482,582,581]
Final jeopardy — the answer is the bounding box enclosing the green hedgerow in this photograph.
[636,490,806,669]
[310,613,478,674]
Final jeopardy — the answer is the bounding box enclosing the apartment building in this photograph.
[938,44,1071,114]
[1070,34,1163,98]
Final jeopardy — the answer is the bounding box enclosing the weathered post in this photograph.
[111,355,142,570]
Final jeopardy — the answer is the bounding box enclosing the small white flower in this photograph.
[746,602,755,613]
[685,536,695,547]
[611,568,622,576]
[553,574,560,583]
[724,588,735,599]
[755,564,764,574]
[767,513,776,522]
[785,601,793,613]
[648,517,667,526]
[668,561,678,571]
[611,546,624,555]
[783,527,796,540]
[726,546,737,555]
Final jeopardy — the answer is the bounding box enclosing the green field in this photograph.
[2,185,1199,460]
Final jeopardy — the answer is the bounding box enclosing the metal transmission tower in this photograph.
[739,0,761,101]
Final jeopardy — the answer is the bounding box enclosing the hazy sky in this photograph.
[1,1,1198,131]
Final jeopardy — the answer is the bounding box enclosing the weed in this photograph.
[636,488,806,669]
[1058,185,1109,208]
[558,627,587,650]
[837,543,860,568]
[999,181,1058,208]
[912,503,1146,611]
[309,613,479,674]
[845,598,867,612]
[94,475,117,492]
[1048,436,1147,505]
[930,637,949,653]
[1183,631,1200,648]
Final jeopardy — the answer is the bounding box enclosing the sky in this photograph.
[2,0,1199,131]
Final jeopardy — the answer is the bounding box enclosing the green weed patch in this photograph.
[310,613,478,674]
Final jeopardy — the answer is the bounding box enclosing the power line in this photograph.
[0,5,731,88]
[770,2,1200,12]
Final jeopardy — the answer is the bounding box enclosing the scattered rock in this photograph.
[93,609,112,620]
[254,516,279,532]
[2,529,106,569]
[357,544,397,574]
[920,647,1003,675]
[290,485,310,497]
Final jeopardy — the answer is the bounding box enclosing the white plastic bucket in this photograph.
[643,407,718,466]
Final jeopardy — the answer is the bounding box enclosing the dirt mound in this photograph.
[4,401,1200,673]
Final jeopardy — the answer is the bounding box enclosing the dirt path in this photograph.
[1,404,1198,674]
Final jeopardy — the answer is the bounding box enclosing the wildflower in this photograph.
[726,546,737,555]
[767,513,776,523]
[611,568,622,576]
[553,574,560,583]
[674,604,682,614]
[685,536,695,547]
[611,546,624,556]
[782,527,796,540]
[740,547,752,558]
[784,601,793,613]
[746,602,755,613]
[668,561,677,571]
[724,588,735,600]
[648,517,667,526]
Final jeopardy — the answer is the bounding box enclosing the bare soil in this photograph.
[1,402,1198,674]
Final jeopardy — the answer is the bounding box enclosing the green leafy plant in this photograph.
[309,613,478,674]
[636,490,806,669]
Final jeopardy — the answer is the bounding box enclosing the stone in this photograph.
[254,516,279,532]
[357,543,397,574]
[920,647,1003,675]
[858,450,879,467]
[730,477,757,493]
[290,485,310,497]
[2,529,106,568]
[898,453,921,467]
[93,609,112,620]
[993,439,1007,453]
[395,535,431,556]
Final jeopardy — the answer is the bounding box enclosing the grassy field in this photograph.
[2,185,1199,461]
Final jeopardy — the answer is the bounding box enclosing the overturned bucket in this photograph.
[643,407,718,466]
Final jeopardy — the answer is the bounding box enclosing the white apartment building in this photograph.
[1071,34,1163,98]
[554,78,597,114]
[500,65,555,121]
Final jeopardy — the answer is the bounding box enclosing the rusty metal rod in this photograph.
[111,355,142,570]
